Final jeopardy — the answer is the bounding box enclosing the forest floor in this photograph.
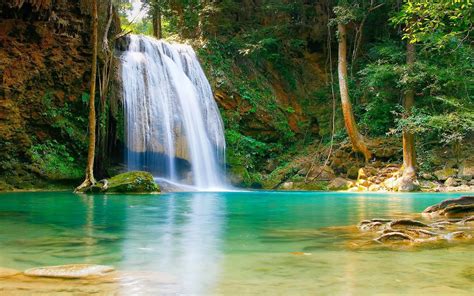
[254,137,474,193]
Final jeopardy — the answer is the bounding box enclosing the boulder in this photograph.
[421,173,434,180]
[24,264,114,279]
[281,182,294,190]
[420,180,439,191]
[423,196,474,214]
[306,165,335,180]
[346,166,359,180]
[444,177,458,187]
[347,187,359,192]
[357,168,368,180]
[383,177,399,191]
[357,179,370,187]
[438,204,474,218]
[89,171,160,193]
[328,177,352,191]
[368,184,384,192]
[434,168,458,181]
[397,176,420,192]
[459,160,474,179]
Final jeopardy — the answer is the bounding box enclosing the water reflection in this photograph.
[0,191,470,295]
[119,192,226,295]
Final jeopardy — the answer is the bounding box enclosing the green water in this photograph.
[0,191,473,295]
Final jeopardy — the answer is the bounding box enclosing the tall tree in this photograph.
[76,0,98,192]
[334,5,373,162]
[390,0,473,191]
[151,1,162,38]
[398,41,418,191]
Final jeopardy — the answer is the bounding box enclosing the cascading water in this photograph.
[120,35,227,190]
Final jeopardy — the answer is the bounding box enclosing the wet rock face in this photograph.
[0,2,121,189]
[0,3,91,165]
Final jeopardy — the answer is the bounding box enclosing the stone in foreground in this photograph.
[423,196,474,217]
[24,264,114,279]
[89,171,160,193]
[375,232,414,243]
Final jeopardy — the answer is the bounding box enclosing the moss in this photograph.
[92,171,160,193]
[292,181,329,191]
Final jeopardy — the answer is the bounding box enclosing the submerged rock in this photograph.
[375,232,414,243]
[444,231,472,240]
[347,196,474,248]
[88,171,160,193]
[359,221,385,232]
[457,215,474,225]
[24,264,114,279]
[389,219,429,230]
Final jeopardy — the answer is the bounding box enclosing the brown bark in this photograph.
[402,42,416,177]
[337,23,372,162]
[75,0,98,192]
[152,5,162,39]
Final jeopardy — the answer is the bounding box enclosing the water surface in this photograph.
[0,191,472,295]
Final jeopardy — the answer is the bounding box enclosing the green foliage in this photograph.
[42,92,88,151]
[393,106,474,146]
[391,0,474,47]
[113,0,474,186]
[225,129,270,172]
[29,140,83,180]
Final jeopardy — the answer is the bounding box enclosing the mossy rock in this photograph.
[90,171,160,193]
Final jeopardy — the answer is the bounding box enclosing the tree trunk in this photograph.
[152,5,162,39]
[399,42,418,191]
[75,0,98,192]
[337,23,372,162]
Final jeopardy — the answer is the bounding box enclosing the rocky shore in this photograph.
[336,196,474,248]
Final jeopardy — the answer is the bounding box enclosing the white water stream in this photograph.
[121,35,226,190]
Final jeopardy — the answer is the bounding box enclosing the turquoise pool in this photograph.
[0,191,472,295]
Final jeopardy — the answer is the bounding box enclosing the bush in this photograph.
[29,140,83,180]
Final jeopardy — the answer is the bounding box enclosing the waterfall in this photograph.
[120,35,227,190]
